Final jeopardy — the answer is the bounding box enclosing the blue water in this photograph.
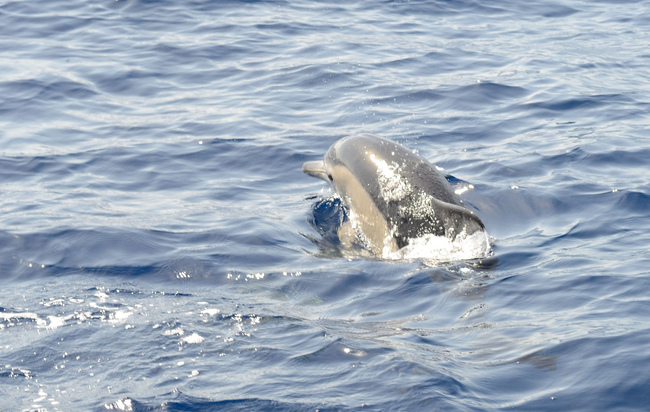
[1,0,649,410]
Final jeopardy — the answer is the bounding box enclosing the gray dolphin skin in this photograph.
[303,134,485,255]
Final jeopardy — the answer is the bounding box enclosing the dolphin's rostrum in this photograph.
[303,134,486,256]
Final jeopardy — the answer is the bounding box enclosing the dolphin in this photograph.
[302,134,486,256]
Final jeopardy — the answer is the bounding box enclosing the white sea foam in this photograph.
[201,308,221,316]
[387,229,492,262]
[182,333,205,344]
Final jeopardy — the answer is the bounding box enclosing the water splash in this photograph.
[388,229,492,262]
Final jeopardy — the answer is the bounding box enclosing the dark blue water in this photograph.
[1,0,650,410]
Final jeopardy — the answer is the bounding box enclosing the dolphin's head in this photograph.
[302,135,359,185]
[302,136,399,254]
[303,136,374,206]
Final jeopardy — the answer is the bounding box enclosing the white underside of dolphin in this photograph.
[303,134,491,260]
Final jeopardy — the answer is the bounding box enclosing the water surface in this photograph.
[1,0,649,410]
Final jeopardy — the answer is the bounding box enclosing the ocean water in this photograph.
[1,0,649,410]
